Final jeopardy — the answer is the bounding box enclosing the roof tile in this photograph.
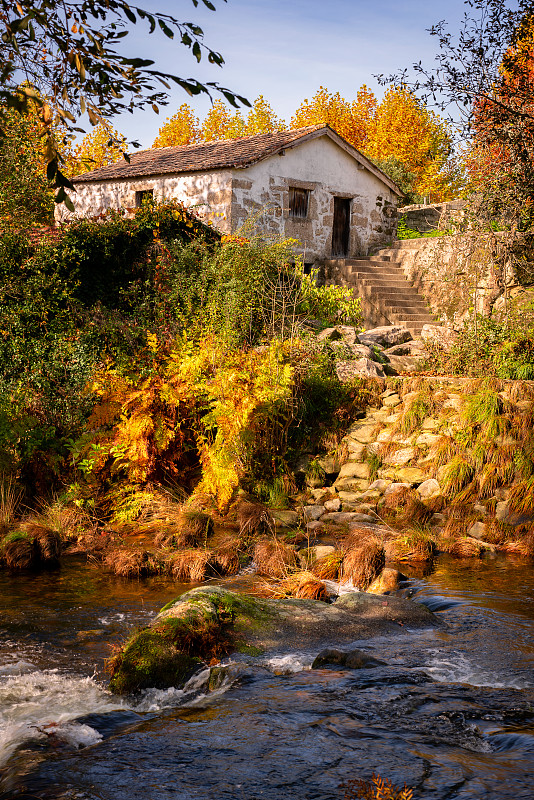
[73,125,327,183]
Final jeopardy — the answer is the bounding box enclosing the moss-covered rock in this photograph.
[108,585,438,695]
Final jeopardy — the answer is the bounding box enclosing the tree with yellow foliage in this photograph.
[291,85,376,150]
[201,99,246,141]
[153,104,201,148]
[68,122,128,177]
[365,86,459,201]
[243,95,286,135]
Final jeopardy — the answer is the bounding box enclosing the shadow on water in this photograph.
[1,555,534,799]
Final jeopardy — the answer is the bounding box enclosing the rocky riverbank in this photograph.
[107,585,438,694]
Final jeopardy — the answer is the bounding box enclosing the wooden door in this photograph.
[331,197,351,257]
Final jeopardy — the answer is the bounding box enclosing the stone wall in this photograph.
[300,376,534,557]
[376,233,513,325]
[398,200,466,234]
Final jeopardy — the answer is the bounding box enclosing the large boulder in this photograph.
[358,326,412,348]
[107,586,438,694]
[335,358,386,382]
[420,324,458,352]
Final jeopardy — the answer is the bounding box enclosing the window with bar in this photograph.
[288,187,309,218]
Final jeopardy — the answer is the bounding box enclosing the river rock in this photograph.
[336,358,386,382]
[367,568,406,595]
[303,505,324,521]
[468,521,487,539]
[344,440,367,459]
[324,497,341,512]
[337,462,371,480]
[311,647,386,670]
[108,586,438,694]
[347,423,376,443]
[394,467,426,484]
[367,479,392,494]
[496,502,533,526]
[298,545,336,568]
[383,447,416,467]
[416,479,441,500]
[384,482,412,496]
[383,393,402,407]
[317,327,342,341]
[272,510,300,528]
[358,326,412,348]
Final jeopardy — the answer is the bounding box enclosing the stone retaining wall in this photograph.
[300,377,534,556]
[376,234,513,325]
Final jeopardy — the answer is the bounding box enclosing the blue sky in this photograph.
[115,0,470,147]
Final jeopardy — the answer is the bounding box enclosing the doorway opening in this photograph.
[331,197,351,257]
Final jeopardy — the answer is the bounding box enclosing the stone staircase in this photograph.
[324,255,437,337]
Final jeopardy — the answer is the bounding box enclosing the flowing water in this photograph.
[1,554,533,799]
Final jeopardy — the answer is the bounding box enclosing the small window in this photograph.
[289,187,309,218]
[135,189,154,207]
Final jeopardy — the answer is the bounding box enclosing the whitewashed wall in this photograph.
[57,170,233,232]
[56,135,397,258]
[229,136,398,260]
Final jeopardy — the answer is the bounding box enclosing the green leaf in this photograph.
[192,42,201,63]
[123,7,136,24]
[158,19,174,39]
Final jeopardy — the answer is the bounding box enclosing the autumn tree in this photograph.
[0,106,54,225]
[153,104,201,148]
[200,99,246,141]
[365,86,460,201]
[291,85,376,150]
[0,1,249,206]
[243,95,286,135]
[67,122,128,177]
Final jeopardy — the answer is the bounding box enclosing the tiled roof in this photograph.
[73,125,328,183]
[72,124,401,194]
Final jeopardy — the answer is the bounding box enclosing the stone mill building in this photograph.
[57,124,401,263]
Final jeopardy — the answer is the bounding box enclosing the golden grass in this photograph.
[311,551,344,581]
[209,542,241,576]
[253,538,298,578]
[165,548,212,582]
[103,548,161,578]
[441,456,475,497]
[266,570,329,601]
[447,537,483,558]
[380,487,433,527]
[0,475,23,535]
[392,529,436,562]
[508,477,534,515]
[238,501,275,540]
[341,536,385,589]
[430,436,460,469]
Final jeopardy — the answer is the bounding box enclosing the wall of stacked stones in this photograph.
[298,376,534,551]
[376,235,511,326]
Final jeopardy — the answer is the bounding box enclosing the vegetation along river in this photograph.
[1,554,533,800]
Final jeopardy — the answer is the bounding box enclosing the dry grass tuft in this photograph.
[209,541,241,576]
[165,548,212,582]
[447,537,483,558]
[104,548,161,578]
[238,501,275,541]
[392,529,436,562]
[266,570,329,601]
[19,522,62,564]
[1,534,36,569]
[253,538,298,578]
[0,475,23,535]
[312,551,344,581]
[380,487,433,527]
[341,536,385,589]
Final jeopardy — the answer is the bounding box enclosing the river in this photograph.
[1,554,533,799]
